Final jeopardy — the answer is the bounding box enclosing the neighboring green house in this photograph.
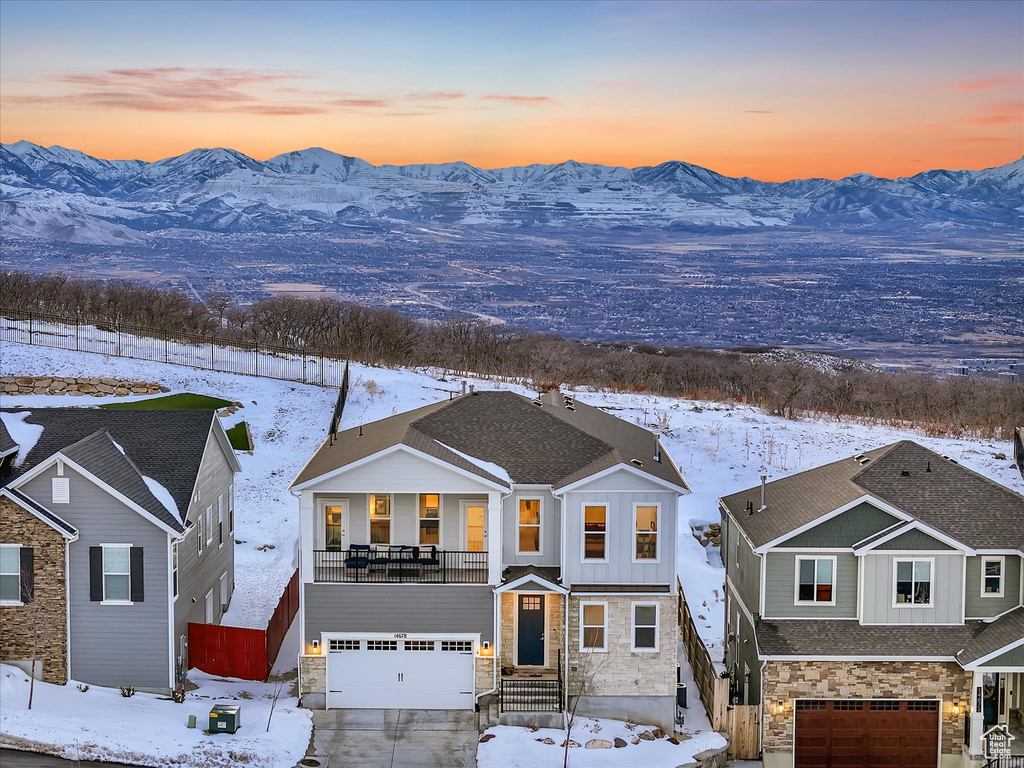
[720,440,1024,768]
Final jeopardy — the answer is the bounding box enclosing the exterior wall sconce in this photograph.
[479,641,493,657]
[952,702,960,716]
[776,701,784,715]
[311,640,320,654]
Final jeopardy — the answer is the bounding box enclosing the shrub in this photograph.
[119,685,136,697]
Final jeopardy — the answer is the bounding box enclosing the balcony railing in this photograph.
[500,649,564,712]
[313,547,488,584]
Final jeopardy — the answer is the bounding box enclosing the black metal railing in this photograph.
[313,547,487,583]
[984,759,1024,768]
[499,649,564,712]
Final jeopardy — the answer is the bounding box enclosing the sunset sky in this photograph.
[1,0,1021,181]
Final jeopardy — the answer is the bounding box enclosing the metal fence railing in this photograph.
[0,309,349,388]
[500,678,562,712]
[313,548,488,584]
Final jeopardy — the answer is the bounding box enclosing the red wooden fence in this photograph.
[187,569,300,682]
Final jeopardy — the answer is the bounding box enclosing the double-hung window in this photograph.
[518,499,541,554]
[197,512,206,556]
[102,545,131,603]
[228,483,235,532]
[895,558,932,605]
[583,505,607,560]
[0,545,21,604]
[634,504,659,560]
[369,494,391,545]
[419,494,440,546]
[172,541,179,598]
[205,506,213,545]
[795,556,835,604]
[580,602,607,651]
[217,495,224,547]
[981,556,1004,597]
[632,603,659,651]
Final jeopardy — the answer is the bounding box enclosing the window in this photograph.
[632,603,659,651]
[205,506,213,545]
[795,556,835,604]
[405,640,435,651]
[217,495,224,547]
[583,505,607,560]
[367,640,398,651]
[324,505,344,551]
[102,545,131,603]
[220,572,229,611]
[634,504,659,560]
[518,499,541,553]
[228,483,235,532]
[0,545,21,603]
[419,494,440,546]
[895,558,932,605]
[52,477,70,504]
[981,556,1005,597]
[197,512,205,556]
[330,639,359,651]
[172,541,178,598]
[369,494,391,545]
[441,640,472,652]
[580,602,607,651]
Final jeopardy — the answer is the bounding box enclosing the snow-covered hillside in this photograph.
[1,342,1020,657]
[2,141,1020,241]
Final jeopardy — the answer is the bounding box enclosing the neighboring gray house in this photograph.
[720,441,1024,768]
[291,390,690,730]
[0,408,241,693]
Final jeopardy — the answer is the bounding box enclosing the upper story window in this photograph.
[102,545,132,603]
[895,558,932,606]
[518,499,541,554]
[325,504,344,551]
[369,494,391,545]
[981,556,1004,598]
[634,504,659,561]
[197,512,206,556]
[0,544,22,604]
[419,494,440,545]
[795,556,835,604]
[228,483,235,532]
[171,541,178,598]
[205,506,213,545]
[632,603,659,651]
[217,495,224,547]
[583,505,607,561]
[580,602,607,652]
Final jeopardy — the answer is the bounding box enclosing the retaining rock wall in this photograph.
[1,376,168,397]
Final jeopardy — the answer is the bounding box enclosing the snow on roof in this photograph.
[142,475,181,521]
[0,411,44,467]
[436,440,513,484]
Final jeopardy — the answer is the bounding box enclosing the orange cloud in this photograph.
[480,94,552,105]
[954,75,1022,91]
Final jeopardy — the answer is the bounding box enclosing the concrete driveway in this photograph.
[313,709,478,768]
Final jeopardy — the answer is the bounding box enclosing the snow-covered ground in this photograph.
[478,717,726,768]
[2,341,1020,657]
[0,664,311,767]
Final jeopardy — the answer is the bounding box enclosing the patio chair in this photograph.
[344,544,370,569]
[413,545,440,566]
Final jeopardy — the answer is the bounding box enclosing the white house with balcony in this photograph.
[290,389,690,729]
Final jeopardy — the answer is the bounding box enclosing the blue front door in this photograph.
[517,594,545,666]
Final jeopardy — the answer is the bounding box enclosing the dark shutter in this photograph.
[129,546,144,602]
[19,547,34,603]
[89,546,103,601]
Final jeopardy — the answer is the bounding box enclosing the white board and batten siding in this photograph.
[860,551,965,625]
[306,449,501,495]
[501,488,560,567]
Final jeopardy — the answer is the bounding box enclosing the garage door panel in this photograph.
[795,700,938,768]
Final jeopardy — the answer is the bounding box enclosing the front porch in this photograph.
[313,548,487,583]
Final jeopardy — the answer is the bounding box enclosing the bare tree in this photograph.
[562,651,610,767]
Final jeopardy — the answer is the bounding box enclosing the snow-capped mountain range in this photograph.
[1,140,1021,243]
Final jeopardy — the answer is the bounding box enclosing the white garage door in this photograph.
[326,636,475,710]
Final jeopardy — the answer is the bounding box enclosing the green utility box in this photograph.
[208,704,241,734]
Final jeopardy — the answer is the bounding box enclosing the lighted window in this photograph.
[103,545,131,602]
[982,557,1004,597]
[369,494,391,545]
[584,505,607,560]
[518,499,541,553]
[325,505,344,551]
[581,603,607,651]
[419,494,440,546]
[635,505,659,560]
[796,557,835,603]
[895,559,931,605]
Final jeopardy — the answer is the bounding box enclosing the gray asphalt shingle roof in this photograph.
[0,418,17,458]
[1,408,217,530]
[2,487,77,537]
[292,390,689,491]
[723,440,1024,551]
[756,618,987,658]
[956,607,1024,666]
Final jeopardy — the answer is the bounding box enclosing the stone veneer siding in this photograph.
[0,497,69,685]
[567,594,676,698]
[761,660,972,755]
[499,592,564,673]
[299,654,326,701]
[475,655,494,696]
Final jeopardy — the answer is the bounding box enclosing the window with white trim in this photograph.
[102,545,131,602]
[634,504,659,560]
[981,556,1004,597]
[419,494,440,546]
[583,505,607,560]
[632,603,659,651]
[217,495,224,547]
[0,544,21,603]
[330,639,360,651]
[895,558,931,605]
[518,498,541,553]
[197,512,205,556]
[228,483,235,532]
[369,494,391,545]
[580,602,607,651]
[795,556,835,604]
[172,541,178,598]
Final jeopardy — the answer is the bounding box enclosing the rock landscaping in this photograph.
[0,376,167,397]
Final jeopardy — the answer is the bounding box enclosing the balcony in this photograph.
[313,546,488,584]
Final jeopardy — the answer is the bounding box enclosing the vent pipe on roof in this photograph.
[358,424,363,437]
[461,381,467,396]
[926,461,932,472]
[759,472,767,512]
